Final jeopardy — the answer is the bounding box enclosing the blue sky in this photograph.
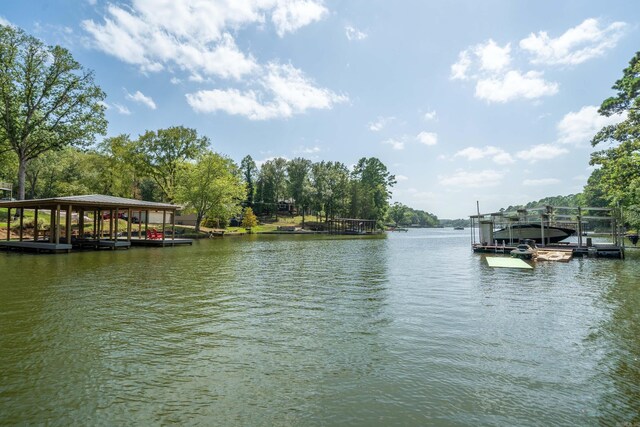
[1,1,638,218]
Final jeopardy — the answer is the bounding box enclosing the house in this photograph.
[175,213,198,227]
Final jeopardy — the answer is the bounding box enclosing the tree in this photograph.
[257,157,288,220]
[287,157,312,224]
[135,126,208,202]
[96,135,141,198]
[310,161,350,222]
[25,147,96,198]
[0,25,107,200]
[349,157,396,225]
[241,207,258,229]
[240,155,258,207]
[589,51,640,227]
[175,151,245,233]
[388,202,409,227]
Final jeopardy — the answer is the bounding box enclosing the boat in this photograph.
[494,224,574,244]
[510,241,537,260]
[453,226,464,230]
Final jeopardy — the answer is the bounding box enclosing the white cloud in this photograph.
[113,103,131,115]
[126,90,157,109]
[423,110,437,121]
[454,146,514,164]
[438,169,505,188]
[396,175,409,181]
[272,0,328,37]
[474,39,511,72]
[82,0,327,80]
[368,116,395,132]
[416,131,437,146]
[522,178,561,186]
[382,138,404,150]
[520,18,626,66]
[295,145,321,154]
[557,105,626,145]
[450,50,471,80]
[475,70,558,103]
[186,63,347,120]
[345,25,367,41]
[516,144,568,163]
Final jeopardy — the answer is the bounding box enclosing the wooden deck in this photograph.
[0,241,72,253]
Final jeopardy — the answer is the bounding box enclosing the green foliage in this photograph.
[387,202,439,227]
[240,155,257,207]
[387,202,408,226]
[24,147,99,198]
[0,25,107,199]
[255,157,288,218]
[96,135,141,198]
[588,51,640,228]
[174,151,245,232]
[287,158,312,222]
[350,157,396,225]
[502,194,583,212]
[241,207,258,228]
[135,126,208,202]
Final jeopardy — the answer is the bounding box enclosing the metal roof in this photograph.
[0,194,179,210]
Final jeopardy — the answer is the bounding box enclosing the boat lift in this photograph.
[470,205,625,258]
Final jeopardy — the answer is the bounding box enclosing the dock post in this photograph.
[66,205,72,244]
[55,204,61,245]
[34,209,38,242]
[6,208,10,241]
[577,207,582,248]
[19,208,24,241]
[171,210,175,242]
[127,208,132,242]
[162,210,166,247]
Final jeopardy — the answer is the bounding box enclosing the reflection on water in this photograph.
[1,230,639,425]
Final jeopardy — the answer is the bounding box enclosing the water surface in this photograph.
[1,229,639,425]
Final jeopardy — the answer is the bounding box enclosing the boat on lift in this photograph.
[494,224,574,244]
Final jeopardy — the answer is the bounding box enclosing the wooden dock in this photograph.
[0,241,72,253]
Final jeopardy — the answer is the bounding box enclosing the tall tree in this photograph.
[0,25,107,200]
[135,126,208,202]
[175,151,245,233]
[350,157,396,224]
[97,135,140,198]
[324,161,350,220]
[240,155,258,207]
[590,51,640,227]
[258,157,288,220]
[287,157,312,224]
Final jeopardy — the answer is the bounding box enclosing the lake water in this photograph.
[1,229,639,426]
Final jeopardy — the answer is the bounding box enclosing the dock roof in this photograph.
[0,194,178,211]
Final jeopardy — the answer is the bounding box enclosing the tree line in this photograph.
[242,155,397,226]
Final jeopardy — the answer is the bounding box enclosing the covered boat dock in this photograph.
[0,194,192,254]
[469,205,625,259]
